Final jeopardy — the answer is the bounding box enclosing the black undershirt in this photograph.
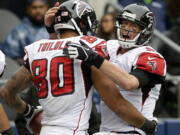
[130,68,165,104]
[130,68,165,89]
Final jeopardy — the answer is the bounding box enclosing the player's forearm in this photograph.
[114,98,145,128]
[114,99,157,133]
[99,60,139,90]
[0,66,31,113]
[0,104,10,132]
[95,81,145,128]
[3,67,32,93]
[92,67,145,127]
[0,87,26,113]
[9,95,26,113]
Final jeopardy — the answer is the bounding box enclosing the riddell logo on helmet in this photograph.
[123,11,136,19]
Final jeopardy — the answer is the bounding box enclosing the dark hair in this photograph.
[27,0,48,4]
[97,12,117,40]
[56,29,78,36]
[26,0,48,7]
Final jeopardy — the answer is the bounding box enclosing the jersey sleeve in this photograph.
[0,51,6,76]
[106,40,121,61]
[23,48,30,70]
[130,68,165,88]
[134,52,166,77]
[80,36,109,59]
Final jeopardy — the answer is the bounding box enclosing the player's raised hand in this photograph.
[44,2,60,27]
[63,41,105,68]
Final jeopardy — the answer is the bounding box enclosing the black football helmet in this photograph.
[116,3,155,48]
[54,0,97,35]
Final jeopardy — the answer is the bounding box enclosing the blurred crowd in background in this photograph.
[1,0,180,134]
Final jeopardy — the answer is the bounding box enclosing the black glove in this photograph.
[140,118,157,135]
[45,24,55,33]
[63,40,105,68]
[23,104,42,134]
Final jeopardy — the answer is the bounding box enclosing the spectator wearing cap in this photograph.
[1,0,49,64]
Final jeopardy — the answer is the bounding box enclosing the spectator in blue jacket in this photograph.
[1,0,49,64]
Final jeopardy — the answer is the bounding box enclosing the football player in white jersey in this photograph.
[0,51,14,135]
[0,1,156,135]
[64,3,166,135]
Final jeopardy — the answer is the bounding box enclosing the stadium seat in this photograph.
[166,119,180,135]
[0,9,20,42]
[155,120,166,135]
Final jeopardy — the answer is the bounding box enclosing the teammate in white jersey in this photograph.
[64,3,166,135]
[0,1,156,135]
[0,51,14,135]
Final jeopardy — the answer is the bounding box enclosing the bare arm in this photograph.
[96,60,139,90]
[0,104,10,132]
[44,2,59,39]
[91,67,144,128]
[0,66,32,113]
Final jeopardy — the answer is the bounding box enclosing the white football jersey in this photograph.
[24,36,107,132]
[100,40,166,133]
[0,50,6,76]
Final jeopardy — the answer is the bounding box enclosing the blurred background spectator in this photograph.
[0,0,67,19]
[0,0,49,64]
[97,13,116,40]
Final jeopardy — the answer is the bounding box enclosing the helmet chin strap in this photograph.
[57,33,61,39]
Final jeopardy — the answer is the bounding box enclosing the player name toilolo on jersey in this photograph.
[37,40,70,52]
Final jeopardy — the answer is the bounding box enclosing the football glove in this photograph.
[63,40,105,68]
[140,118,157,135]
[23,104,43,134]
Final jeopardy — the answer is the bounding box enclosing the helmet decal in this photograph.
[54,0,97,35]
[76,1,93,18]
